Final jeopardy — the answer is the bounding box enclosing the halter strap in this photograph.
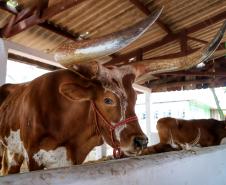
[91,101,138,158]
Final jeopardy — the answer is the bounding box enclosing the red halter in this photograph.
[91,101,138,158]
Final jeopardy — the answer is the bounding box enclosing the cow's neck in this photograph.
[69,103,104,164]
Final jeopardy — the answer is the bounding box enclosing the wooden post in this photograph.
[0,39,7,85]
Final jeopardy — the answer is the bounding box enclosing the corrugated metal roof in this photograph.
[0,0,225,60]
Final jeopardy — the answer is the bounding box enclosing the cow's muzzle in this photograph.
[133,136,148,149]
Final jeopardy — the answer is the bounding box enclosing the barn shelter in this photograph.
[0,0,226,90]
[0,0,226,185]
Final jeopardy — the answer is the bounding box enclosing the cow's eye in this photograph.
[104,98,113,105]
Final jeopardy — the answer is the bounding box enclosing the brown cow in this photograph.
[142,117,226,155]
[0,9,163,175]
[0,10,225,175]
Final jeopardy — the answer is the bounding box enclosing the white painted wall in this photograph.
[1,145,226,185]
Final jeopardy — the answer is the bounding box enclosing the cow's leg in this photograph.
[0,143,4,171]
[141,143,179,155]
[7,153,24,174]
[27,153,44,171]
[156,121,171,144]
[157,126,179,149]
[158,128,172,145]
[28,158,43,171]
[1,148,8,176]
[26,137,59,171]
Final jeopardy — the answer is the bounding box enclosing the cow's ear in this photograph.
[59,83,93,101]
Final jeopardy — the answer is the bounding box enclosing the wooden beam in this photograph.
[187,36,208,44]
[0,39,7,85]
[40,21,80,41]
[149,78,218,90]
[0,4,80,40]
[5,40,63,68]
[143,48,199,60]
[41,0,84,19]
[8,53,59,71]
[180,31,188,54]
[129,0,173,35]
[157,71,226,77]
[186,11,226,34]
[106,11,226,65]
[0,0,86,38]
[105,34,178,65]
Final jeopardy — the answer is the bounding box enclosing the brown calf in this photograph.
[142,117,226,155]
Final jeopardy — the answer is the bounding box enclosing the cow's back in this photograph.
[156,117,178,143]
[156,117,226,147]
[0,69,92,148]
[0,84,19,105]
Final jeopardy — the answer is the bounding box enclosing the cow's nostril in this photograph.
[134,137,148,148]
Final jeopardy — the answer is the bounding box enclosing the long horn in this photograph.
[133,20,226,83]
[55,7,163,67]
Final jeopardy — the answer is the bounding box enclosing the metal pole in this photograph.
[0,39,7,85]
[145,91,151,142]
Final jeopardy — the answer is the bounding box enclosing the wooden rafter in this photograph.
[157,71,226,77]
[41,21,80,41]
[149,77,226,91]
[8,53,59,71]
[0,0,86,38]
[180,31,188,54]
[129,0,173,35]
[106,11,226,66]
[187,36,208,44]
[143,48,199,60]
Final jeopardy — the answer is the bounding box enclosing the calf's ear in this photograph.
[59,83,93,101]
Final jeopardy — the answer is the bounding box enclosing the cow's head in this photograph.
[61,63,148,156]
[55,7,226,156]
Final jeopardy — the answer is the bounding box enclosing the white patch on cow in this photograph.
[220,137,226,145]
[115,124,127,141]
[168,130,179,149]
[8,156,18,168]
[97,65,137,142]
[98,67,132,141]
[33,147,72,169]
[4,130,28,162]
[178,128,201,150]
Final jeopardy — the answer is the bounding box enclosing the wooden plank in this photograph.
[0,39,7,85]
